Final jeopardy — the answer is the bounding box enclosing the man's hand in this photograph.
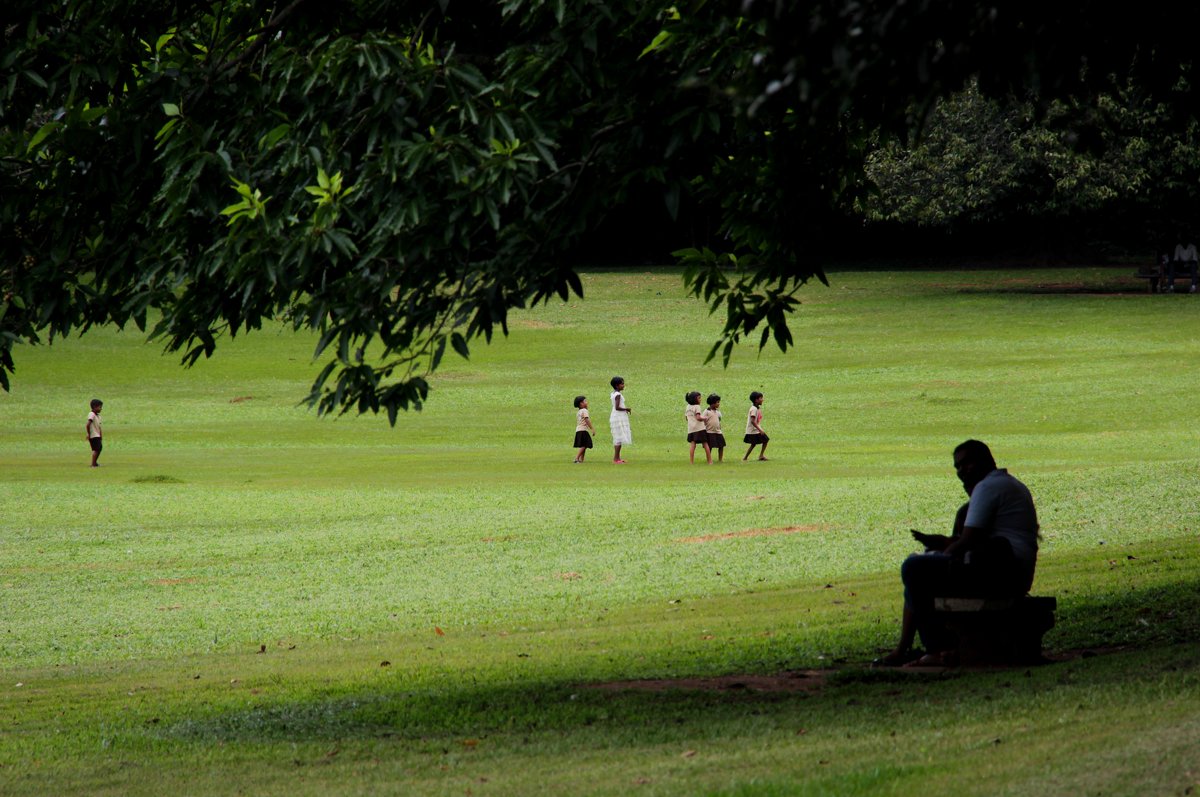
[910,529,949,551]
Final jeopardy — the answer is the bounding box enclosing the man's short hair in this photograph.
[954,439,996,470]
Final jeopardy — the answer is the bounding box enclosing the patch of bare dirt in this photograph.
[512,319,555,330]
[229,395,253,403]
[150,577,201,586]
[675,525,827,543]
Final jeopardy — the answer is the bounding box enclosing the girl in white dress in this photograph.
[609,376,632,463]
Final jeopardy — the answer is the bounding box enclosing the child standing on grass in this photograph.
[609,376,632,463]
[85,398,103,467]
[573,395,595,463]
[743,391,769,461]
[704,394,726,463]
[684,391,711,464]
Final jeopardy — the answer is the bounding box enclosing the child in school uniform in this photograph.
[684,391,711,464]
[85,398,104,467]
[609,376,632,463]
[573,395,595,463]
[703,393,726,463]
[743,390,769,461]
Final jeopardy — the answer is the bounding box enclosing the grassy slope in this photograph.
[2,267,1199,795]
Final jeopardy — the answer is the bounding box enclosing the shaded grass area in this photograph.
[3,545,1199,796]
[4,266,1200,795]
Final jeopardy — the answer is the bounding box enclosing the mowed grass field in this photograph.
[2,266,1200,796]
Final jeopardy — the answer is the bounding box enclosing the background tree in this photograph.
[863,79,1200,254]
[2,1,715,417]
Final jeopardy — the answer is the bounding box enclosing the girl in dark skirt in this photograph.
[573,395,595,463]
[684,390,711,464]
[703,393,726,463]
[743,390,769,461]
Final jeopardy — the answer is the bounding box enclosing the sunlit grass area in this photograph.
[2,266,1199,796]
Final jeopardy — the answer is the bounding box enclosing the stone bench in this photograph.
[933,595,1057,665]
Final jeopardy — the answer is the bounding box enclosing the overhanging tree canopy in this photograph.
[3,1,1197,420]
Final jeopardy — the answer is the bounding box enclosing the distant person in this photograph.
[609,376,632,463]
[879,440,1040,667]
[703,394,726,463]
[684,390,710,464]
[85,398,104,467]
[1165,234,1199,293]
[743,391,769,461]
[573,395,595,463]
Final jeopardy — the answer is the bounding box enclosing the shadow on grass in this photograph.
[159,578,1200,746]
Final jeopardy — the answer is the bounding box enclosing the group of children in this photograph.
[572,378,770,464]
[87,382,767,469]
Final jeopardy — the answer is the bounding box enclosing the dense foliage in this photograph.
[864,80,1200,244]
[3,1,1198,417]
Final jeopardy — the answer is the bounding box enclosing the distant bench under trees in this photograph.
[1135,257,1198,293]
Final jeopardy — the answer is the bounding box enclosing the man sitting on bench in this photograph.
[1165,234,1199,293]
[878,440,1040,666]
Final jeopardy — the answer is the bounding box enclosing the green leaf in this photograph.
[154,118,180,143]
[25,121,59,153]
[22,69,47,89]
[640,29,672,58]
[78,106,108,123]
[450,332,470,359]
[162,102,181,117]
[431,335,447,371]
[259,123,291,151]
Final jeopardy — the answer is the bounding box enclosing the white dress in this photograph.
[610,390,632,445]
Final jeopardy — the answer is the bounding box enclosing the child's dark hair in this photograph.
[90,398,103,409]
[573,395,586,409]
[685,391,701,405]
[610,375,624,390]
[707,393,720,406]
[749,391,763,403]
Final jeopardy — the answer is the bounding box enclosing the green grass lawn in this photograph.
[2,266,1199,795]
